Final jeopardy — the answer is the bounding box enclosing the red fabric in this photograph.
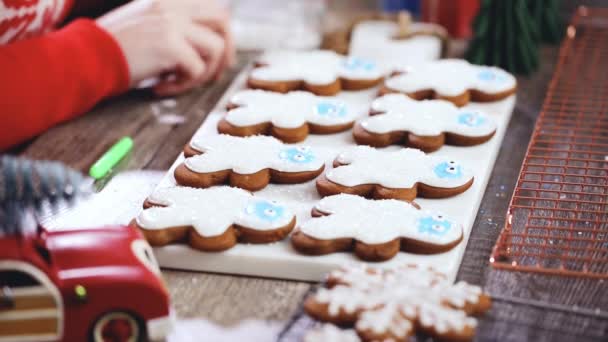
[0,1,130,151]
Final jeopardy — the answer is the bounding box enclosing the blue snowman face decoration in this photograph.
[457,112,487,127]
[343,57,376,72]
[315,102,347,118]
[245,200,285,222]
[477,69,508,83]
[279,146,315,164]
[433,161,463,179]
[417,214,453,237]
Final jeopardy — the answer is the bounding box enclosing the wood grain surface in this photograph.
[14,3,608,341]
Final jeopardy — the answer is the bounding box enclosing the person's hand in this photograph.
[97,0,235,96]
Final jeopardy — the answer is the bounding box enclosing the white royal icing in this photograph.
[363,93,497,137]
[385,59,516,97]
[304,324,360,342]
[349,21,445,72]
[227,90,357,129]
[356,302,413,338]
[327,145,473,189]
[186,135,325,174]
[313,264,482,336]
[136,186,294,236]
[251,50,383,85]
[300,194,463,245]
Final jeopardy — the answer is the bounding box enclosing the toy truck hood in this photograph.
[42,226,144,275]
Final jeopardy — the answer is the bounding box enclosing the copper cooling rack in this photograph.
[491,7,608,278]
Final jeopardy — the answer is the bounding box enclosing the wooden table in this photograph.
[18,18,607,342]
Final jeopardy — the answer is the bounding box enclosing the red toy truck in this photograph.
[0,224,173,342]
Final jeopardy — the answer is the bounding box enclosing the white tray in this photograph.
[152,64,516,282]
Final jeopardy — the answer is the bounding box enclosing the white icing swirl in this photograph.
[327,145,473,189]
[136,186,294,236]
[300,194,463,245]
[186,135,324,174]
[385,59,516,97]
[251,50,383,85]
[363,93,497,137]
[227,90,357,129]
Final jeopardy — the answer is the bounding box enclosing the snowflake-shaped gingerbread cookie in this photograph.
[382,59,516,106]
[354,93,497,151]
[291,194,464,260]
[218,90,359,143]
[248,50,383,96]
[304,264,492,342]
[317,146,473,201]
[132,186,296,251]
[176,135,325,191]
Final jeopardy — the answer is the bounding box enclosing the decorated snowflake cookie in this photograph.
[382,59,517,106]
[248,50,383,96]
[316,146,473,201]
[218,90,358,143]
[291,194,463,260]
[176,135,325,191]
[353,93,497,151]
[304,264,492,342]
[132,186,295,251]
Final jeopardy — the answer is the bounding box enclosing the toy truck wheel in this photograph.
[91,311,144,342]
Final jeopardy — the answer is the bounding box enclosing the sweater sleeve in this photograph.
[0,18,130,151]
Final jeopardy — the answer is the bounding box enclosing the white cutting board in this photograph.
[151,64,516,282]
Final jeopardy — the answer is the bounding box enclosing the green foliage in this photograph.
[466,0,552,75]
[529,0,563,44]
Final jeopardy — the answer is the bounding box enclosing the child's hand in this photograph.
[97,0,235,96]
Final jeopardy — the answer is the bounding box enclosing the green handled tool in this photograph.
[89,137,133,180]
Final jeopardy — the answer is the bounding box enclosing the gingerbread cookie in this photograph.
[132,186,295,251]
[349,20,447,71]
[176,135,325,191]
[381,59,517,106]
[291,194,463,260]
[248,50,383,96]
[316,146,473,201]
[305,264,491,342]
[354,93,497,151]
[218,90,357,143]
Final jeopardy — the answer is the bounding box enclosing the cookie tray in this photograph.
[151,63,516,282]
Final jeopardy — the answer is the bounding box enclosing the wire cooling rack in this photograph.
[491,7,608,278]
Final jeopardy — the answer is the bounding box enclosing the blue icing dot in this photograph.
[417,215,453,237]
[343,57,376,72]
[245,200,285,222]
[477,69,508,83]
[315,102,347,118]
[279,146,315,164]
[457,112,487,127]
[433,161,463,179]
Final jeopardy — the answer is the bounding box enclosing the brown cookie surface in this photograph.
[316,146,474,201]
[248,50,384,96]
[291,194,464,261]
[354,93,497,152]
[176,135,325,191]
[382,59,517,107]
[218,90,357,143]
[133,187,296,252]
